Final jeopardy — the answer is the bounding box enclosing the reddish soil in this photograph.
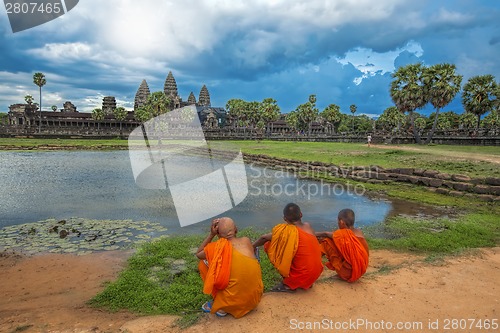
[1,248,499,333]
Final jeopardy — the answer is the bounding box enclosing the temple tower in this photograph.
[198,85,211,107]
[187,92,197,105]
[102,96,116,114]
[134,79,151,111]
[164,71,178,98]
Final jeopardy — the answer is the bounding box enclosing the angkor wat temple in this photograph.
[4,71,227,135]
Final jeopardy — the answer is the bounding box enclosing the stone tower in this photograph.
[187,92,196,105]
[134,79,150,111]
[102,96,116,114]
[198,85,211,107]
[164,71,178,98]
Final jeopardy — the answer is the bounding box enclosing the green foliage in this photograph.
[413,117,426,131]
[462,75,499,128]
[91,108,105,121]
[226,98,280,131]
[376,106,406,132]
[459,111,476,129]
[24,94,34,105]
[294,94,319,135]
[33,72,46,112]
[482,108,499,128]
[113,106,128,121]
[366,213,499,254]
[320,103,342,133]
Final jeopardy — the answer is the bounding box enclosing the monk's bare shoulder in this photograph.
[298,222,316,235]
[353,228,365,238]
[232,237,256,258]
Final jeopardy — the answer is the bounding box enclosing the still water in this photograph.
[0,150,394,234]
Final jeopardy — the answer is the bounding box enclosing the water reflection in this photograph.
[0,151,397,234]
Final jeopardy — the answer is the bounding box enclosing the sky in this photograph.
[0,0,499,118]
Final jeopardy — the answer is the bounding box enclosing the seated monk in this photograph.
[316,209,369,283]
[196,217,263,318]
[253,203,323,292]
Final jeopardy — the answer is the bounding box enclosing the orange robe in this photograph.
[265,224,323,290]
[320,229,369,282]
[199,239,263,318]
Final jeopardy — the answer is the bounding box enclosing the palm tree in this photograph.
[462,75,498,129]
[423,63,462,144]
[33,72,46,133]
[295,94,319,136]
[390,63,427,144]
[147,91,171,117]
[377,106,406,133]
[113,107,128,133]
[320,104,342,134]
[91,108,105,130]
[259,98,280,135]
[349,104,357,133]
[24,94,33,105]
[459,111,476,130]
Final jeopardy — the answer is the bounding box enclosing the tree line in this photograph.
[21,65,499,141]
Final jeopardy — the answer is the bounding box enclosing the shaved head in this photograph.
[217,217,236,239]
[283,203,302,223]
[338,209,355,227]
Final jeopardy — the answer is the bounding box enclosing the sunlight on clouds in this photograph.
[27,42,93,62]
[433,8,472,24]
[338,41,423,84]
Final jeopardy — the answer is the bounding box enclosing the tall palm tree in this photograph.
[91,108,105,130]
[320,103,342,134]
[349,104,357,133]
[423,63,462,144]
[113,106,128,133]
[462,75,498,129]
[295,94,318,136]
[390,63,427,144]
[259,98,280,134]
[33,72,46,133]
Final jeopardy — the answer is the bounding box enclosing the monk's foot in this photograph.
[270,282,295,293]
[254,247,261,262]
[201,301,212,313]
[215,310,228,317]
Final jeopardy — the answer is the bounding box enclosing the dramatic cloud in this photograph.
[0,0,499,116]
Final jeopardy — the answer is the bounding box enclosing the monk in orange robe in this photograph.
[253,203,323,291]
[316,209,369,283]
[196,217,263,318]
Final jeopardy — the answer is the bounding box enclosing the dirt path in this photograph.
[370,144,500,164]
[1,248,499,333]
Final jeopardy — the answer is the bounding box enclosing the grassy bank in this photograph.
[209,140,499,178]
[0,137,128,149]
[89,229,281,327]
[1,138,498,178]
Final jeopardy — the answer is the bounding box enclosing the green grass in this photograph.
[208,140,500,178]
[89,229,281,323]
[1,138,498,177]
[366,212,500,254]
[0,137,128,148]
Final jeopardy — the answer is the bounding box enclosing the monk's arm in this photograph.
[252,233,272,248]
[315,231,333,239]
[195,233,216,259]
[195,220,219,259]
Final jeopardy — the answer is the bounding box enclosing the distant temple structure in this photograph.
[6,71,227,134]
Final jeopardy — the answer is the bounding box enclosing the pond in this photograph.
[0,150,443,239]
